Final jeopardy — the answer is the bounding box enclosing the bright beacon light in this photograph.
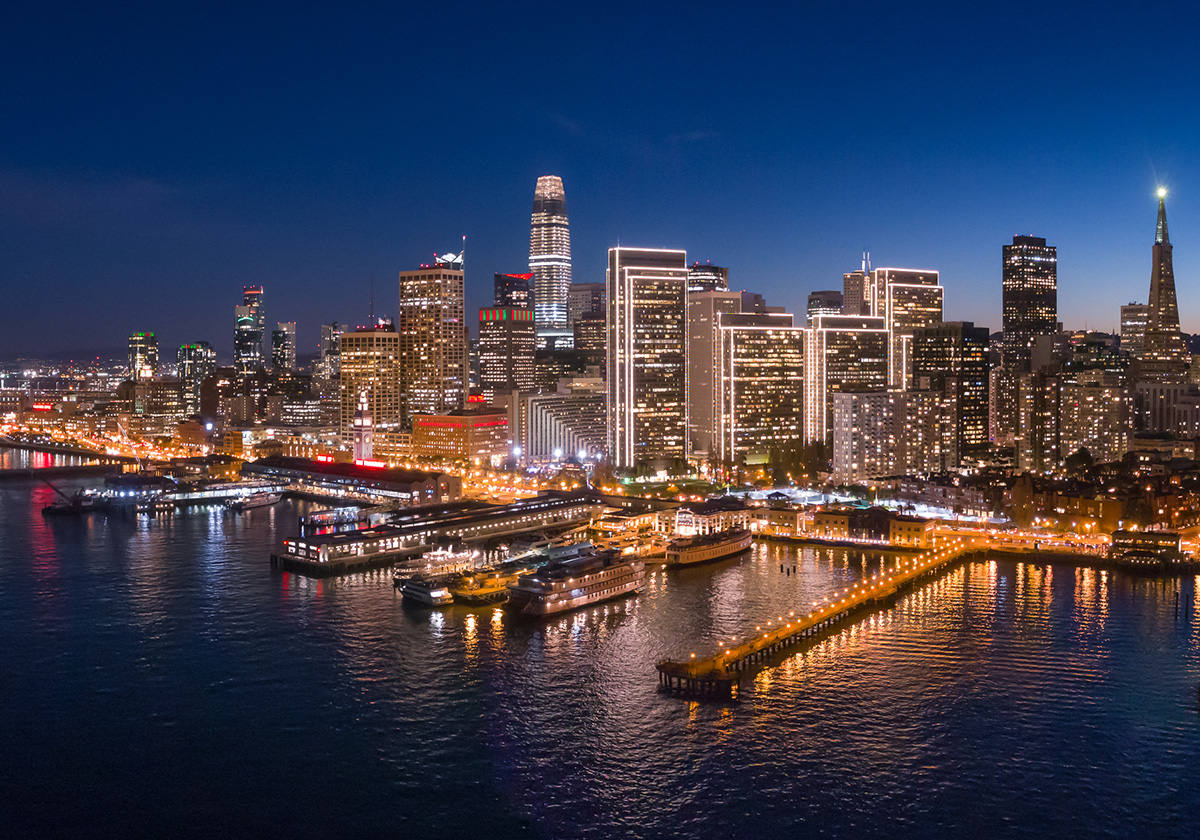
[1158,187,1168,198]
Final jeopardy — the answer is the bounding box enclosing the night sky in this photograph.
[3,2,1198,359]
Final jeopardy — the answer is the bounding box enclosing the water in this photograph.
[3,469,1200,838]
[0,445,101,470]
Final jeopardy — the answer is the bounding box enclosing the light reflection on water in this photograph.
[2,478,1200,839]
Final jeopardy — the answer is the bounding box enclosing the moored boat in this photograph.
[449,560,538,605]
[664,528,753,566]
[226,491,282,512]
[505,549,645,616]
[399,573,455,606]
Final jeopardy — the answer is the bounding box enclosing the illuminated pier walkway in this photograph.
[657,537,976,699]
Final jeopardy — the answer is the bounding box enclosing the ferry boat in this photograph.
[226,491,282,512]
[450,560,539,605]
[506,550,645,617]
[664,528,753,567]
[398,573,455,606]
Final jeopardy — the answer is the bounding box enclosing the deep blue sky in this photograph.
[2,2,1198,359]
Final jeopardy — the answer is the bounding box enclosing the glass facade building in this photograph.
[530,176,572,335]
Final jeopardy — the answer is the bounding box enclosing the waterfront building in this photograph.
[716,312,805,466]
[607,247,689,471]
[831,390,956,483]
[351,390,374,461]
[339,320,402,447]
[128,332,159,380]
[687,290,743,456]
[530,176,572,338]
[911,321,990,460]
[1002,236,1057,372]
[478,306,536,402]
[1140,191,1189,383]
[411,407,509,466]
[806,290,843,325]
[869,267,943,390]
[803,314,888,442]
[495,272,534,309]
[272,322,297,372]
[177,341,217,416]
[234,285,266,374]
[506,389,606,462]
[1120,303,1149,359]
[244,454,461,506]
[567,282,605,325]
[687,263,730,293]
[398,257,467,427]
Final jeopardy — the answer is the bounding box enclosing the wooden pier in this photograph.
[657,538,977,700]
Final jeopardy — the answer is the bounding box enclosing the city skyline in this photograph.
[3,4,1198,356]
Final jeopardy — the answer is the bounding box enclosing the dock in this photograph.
[657,537,976,700]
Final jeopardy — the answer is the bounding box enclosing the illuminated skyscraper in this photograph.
[128,332,159,380]
[398,256,467,428]
[687,290,742,455]
[911,321,990,460]
[529,176,572,338]
[1140,190,1189,382]
[1002,236,1057,372]
[841,252,871,316]
[177,341,216,416]
[1120,303,1149,359]
[494,272,533,309]
[804,314,888,442]
[716,312,806,465]
[607,247,689,470]
[869,267,943,390]
[315,322,343,381]
[806,290,843,325]
[687,263,729,293]
[339,320,401,445]
[234,285,265,374]
[479,307,536,402]
[271,322,296,372]
[567,282,605,325]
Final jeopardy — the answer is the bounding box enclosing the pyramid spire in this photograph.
[1156,189,1170,245]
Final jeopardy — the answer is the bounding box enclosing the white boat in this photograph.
[506,550,645,616]
[664,528,753,566]
[399,574,455,606]
[226,492,282,511]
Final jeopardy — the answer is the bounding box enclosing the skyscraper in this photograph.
[567,282,605,325]
[529,176,572,339]
[687,289,742,455]
[128,332,159,380]
[479,307,536,402]
[607,247,689,471]
[494,272,533,309]
[1140,190,1189,382]
[870,268,943,390]
[339,320,401,445]
[398,256,467,428]
[841,252,871,316]
[1002,236,1057,372]
[1120,303,1149,359]
[272,322,297,372]
[804,314,889,442]
[806,290,843,325]
[315,322,343,381]
[177,341,217,416]
[234,286,265,374]
[687,263,730,293]
[911,321,990,460]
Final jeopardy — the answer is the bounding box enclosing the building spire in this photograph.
[1156,188,1170,245]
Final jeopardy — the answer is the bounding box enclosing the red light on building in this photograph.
[467,395,486,404]
[31,403,54,411]
[314,454,334,463]
[354,458,387,469]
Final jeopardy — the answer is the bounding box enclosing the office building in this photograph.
[530,176,572,336]
[177,341,217,416]
[1120,303,1149,359]
[716,312,805,465]
[607,247,689,470]
[572,315,606,366]
[1002,236,1057,371]
[411,407,509,466]
[687,290,742,455]
[869,268,943,390]
[1140,191,1189,383]
[806,290,843,325]
[339,320,402,446]
[804,314,888,442]
[687,263,730,293]
[128,332,159,380]
[234,286,265,374]
[272,322,297,372]
[567,282,605,325]
[831,390,956,483]
[508,390,607,462]
[315,322,343,381]
[398,256,468,427]
[911,321,990,459]
[842,253,871,316]
[495,272,534,309]
[479,306,536,402]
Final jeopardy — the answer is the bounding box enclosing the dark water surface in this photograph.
[3,472,1199,839]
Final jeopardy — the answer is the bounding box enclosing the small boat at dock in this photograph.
[226,492,282,512]
[664,528,753,566]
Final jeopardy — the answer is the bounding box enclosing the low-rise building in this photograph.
[410,407,509,466]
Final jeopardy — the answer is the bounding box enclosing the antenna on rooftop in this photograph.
[369,274,375,320]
